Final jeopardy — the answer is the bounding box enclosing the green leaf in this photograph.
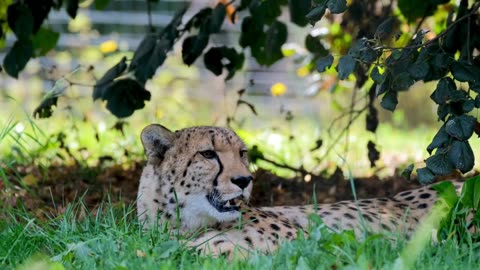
[401,163,414,180]
[316,54,333,72]
[398,0,433,22]
[7,3,34,40]
[94,0,111,10]
[451,60,480,83]
[327,0,347,14]
[32,27,59,56]
[2,40,33,78]
[305,35,327,54]
[370,66,385,84]
[408,62,429,80]
[375,17,395,40]
[336,55,356,80]
[93,57,128,100]
[182,34,209,66]
[392,72,414,91]
[448,140,474,173]
[460,176,480,209]
[432,181,459,208]
[462,100,475,113]
[66,0,79,19]
[306,4,326,25]
[239,16,264,48]
[417,167,435,185]
[203,47,244,80]
[263,21,287,66]
[430,77,456,105]
[427,124,449,154]
[103,79,151,118]
[209,3,226,33]
[445,115,475,140]
[288,0,310,26]
[425,152,454,176]
[380,90,398,111]
[33,96,58,118]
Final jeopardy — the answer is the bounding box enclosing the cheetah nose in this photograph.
[231,176,253,190]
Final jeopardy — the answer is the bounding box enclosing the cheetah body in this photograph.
[137,124,463,257]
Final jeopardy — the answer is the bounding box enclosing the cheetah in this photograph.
[137,124,464,257]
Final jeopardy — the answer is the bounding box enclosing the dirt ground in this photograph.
[0,162,473,220]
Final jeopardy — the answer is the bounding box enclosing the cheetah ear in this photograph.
[141,124,175,163]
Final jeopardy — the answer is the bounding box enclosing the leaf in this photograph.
[327,0,347,14]
[367,140,380,168]
[401,163,414,180]
[239,16,264,48]
[129,7,185,82]
[203,46,245,80]
[448,140,474,173]
[475,95,480,108]
[380,90,398,111]
[94,0,111,10]
[336,55,356,80]
[398,0,433,22]
[408,62,429,80]
[417,167,435,185]
[3,40,33,78]
[316,54,333,72]
[263,20,287,66]
[375,17,395,40]
[32,27,59,56]
[460,176,480,209]
[451,60,480,83]
[425,152,454,176]
[392,72,414,91]
[306,4,326,25]
[462,100,475,113]
[33,96,58,118]
[288,0,310,26]
[209,3,226,33]
[103,79,151,118]
[93,57,127,100]
[182,33,209,66]
[370,66,385,84]
[430,77,456,105]
[427,124,449,154]
[445,115,475,140]
[66,0,79,19]
[305,35,327,54]
[432,181,459,208]
[7,3,34,40]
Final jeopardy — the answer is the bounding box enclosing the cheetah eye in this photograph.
[199,150,217,159]
[240,150,248,158]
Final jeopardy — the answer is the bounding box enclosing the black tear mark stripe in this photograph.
[213,154,223,186]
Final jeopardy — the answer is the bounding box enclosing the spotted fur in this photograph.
[137,124,464,258]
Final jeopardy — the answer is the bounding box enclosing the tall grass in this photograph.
[1,198,479,270]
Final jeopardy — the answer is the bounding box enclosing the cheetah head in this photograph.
[138,124,253,230]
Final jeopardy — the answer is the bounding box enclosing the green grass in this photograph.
[1,200,480,270]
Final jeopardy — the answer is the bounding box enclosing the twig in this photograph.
[146,0,154,32]
[258,156,309,176]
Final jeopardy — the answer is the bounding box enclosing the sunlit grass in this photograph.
[1,199,479,269]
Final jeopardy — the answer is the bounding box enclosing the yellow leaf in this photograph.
[22,174,39,186]
[100,40,118,54]
[270,82,287,96]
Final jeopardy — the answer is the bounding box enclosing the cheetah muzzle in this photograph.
[137,123,465,258]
